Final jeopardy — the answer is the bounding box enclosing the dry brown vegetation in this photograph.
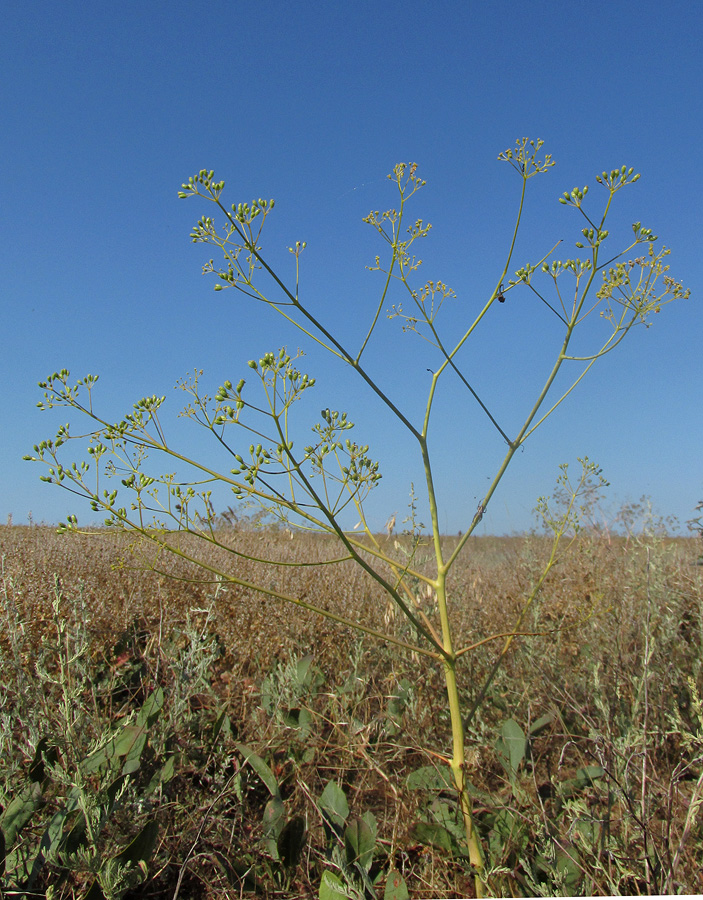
[1,524,702,898]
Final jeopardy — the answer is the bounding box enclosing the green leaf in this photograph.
[361,810,378,841]
[559,764,606,800]
[296,654,316,687]
[410,821,455,855]
[406,764,453,792]
[528,712,555,736]
[28,737,58,783]
[145,754,176,795]
[61,816,88,858]
[0,780,44,847]
[120,727,149,776]
[284,706,313,736]
[110,818,159,867]
[573,817,601,845]
[262,796,285,859]
[135,686,164,728]
[428,799,466,846]
[211,707,232,745]
[344,816,375,871]
[535,846,583,892]
[488,807,528,859]
[235,742,281,800]
[263,796,285,839]
[384,869,409,900]
[386,678,412,722]
[575,765,605,788]
[319,781,349,833]
[80,724,138,775]
[495,718,526,781]
[82,690,162,777]
[319,869,353,899]
[1,737,59,856]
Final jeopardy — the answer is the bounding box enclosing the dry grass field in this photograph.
[1,523,702,898]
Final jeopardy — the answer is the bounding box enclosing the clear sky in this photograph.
[2,0,700,535]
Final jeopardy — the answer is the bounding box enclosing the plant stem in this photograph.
[439,603,485,895]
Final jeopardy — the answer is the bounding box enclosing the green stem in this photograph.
[440,581,486,896]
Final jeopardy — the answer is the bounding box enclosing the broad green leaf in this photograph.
[495,718,526,780]
[61,817,88,858]
[319,781,349,832]
[121,728,148,776]
[428,799,466,846]
[384,869,409,900]
[575,765,605,787]
[1,780,43,847]
[529,712,555,735]
[555,847,583,891]
[296,654,316,687]
[410,821,455,855]
[211,707,231,745]
[110,818,159,866]
[361,810,377,842]
[82,716,151,776]
[28,737,57,783]
[234,741,281,799]
[344,816,375,871]
[284,706,313,736]
[145,754,176,795]
[263,796,285,839]
[488,807,528,859]
[319,869,352,899]
[387,678,412,722]
[535,846,583,892]
[406,765,453,792]
[135,687,164,728]
[573,817,601,845]
[262,796,285,859]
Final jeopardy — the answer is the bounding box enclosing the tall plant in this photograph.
[28,139,688,895]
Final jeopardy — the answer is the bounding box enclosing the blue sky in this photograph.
[2,0,700,535]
